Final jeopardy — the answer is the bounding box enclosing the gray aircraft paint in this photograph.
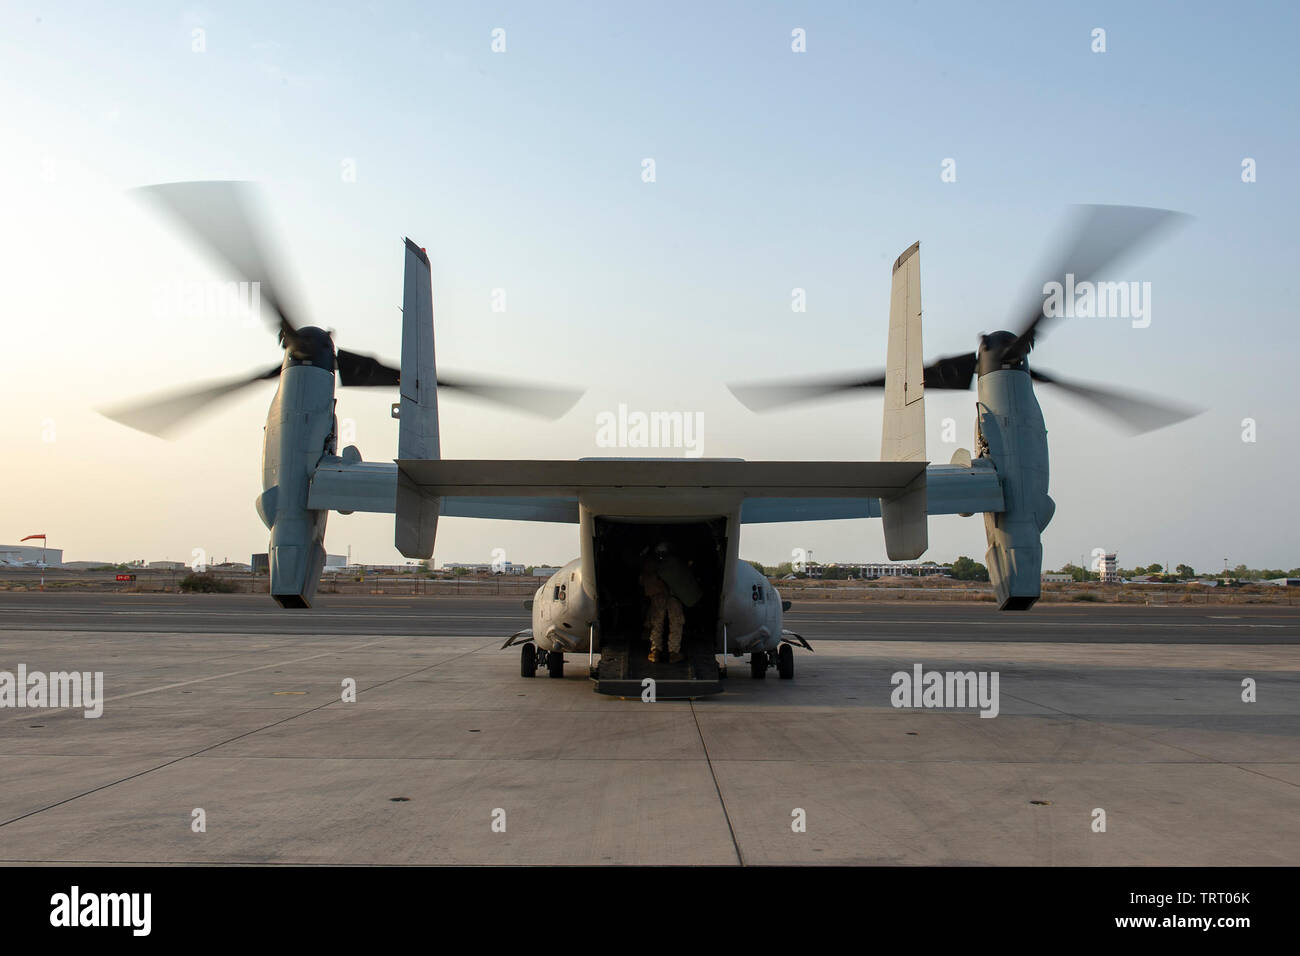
[395,238,440,560]
[256,236,1053,620]
[526,549,783,656]
[258,360,335,608]
[976,367,1055,610]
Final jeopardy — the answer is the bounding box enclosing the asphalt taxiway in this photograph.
[0,593,1296,865]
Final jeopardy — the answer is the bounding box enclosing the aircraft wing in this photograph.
[740,498,880,523]
[441,496,578,523]
[308,461,579,523]
[311,459,1000,524]
[395,458,926,497]
[738,463,1003,523]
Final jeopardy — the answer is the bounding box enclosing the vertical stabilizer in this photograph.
[395,238,441,559]
[880,241,928,559]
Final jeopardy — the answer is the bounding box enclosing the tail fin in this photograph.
[394,238,441,558]
[879,241,928,560]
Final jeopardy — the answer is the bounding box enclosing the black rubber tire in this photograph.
[520,643,536,677]
[547,650,564,678]
[750,652,767,679]
[777,643,794,679]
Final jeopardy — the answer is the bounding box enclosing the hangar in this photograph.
[0,544,63,567]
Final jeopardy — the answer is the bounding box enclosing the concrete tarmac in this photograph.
[0,594,1296,865]
[3,591,1297,641]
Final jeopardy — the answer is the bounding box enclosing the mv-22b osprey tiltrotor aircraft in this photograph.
[106,183,1197,698]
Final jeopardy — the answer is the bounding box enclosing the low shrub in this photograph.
[178,572,237,594]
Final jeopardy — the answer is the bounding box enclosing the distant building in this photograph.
[832,563,952,579]
[1098,552,1118,583]
[1263,578,1300,587]
[531,566,563,578]
[1041,573,1073,583]
[0,544,64,567]
[443,561,528,575]
[147,560,186,570]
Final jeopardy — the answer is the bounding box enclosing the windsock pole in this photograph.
[21,533,46,589]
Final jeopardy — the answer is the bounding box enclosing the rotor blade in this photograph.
[99,365,282,438]
[337,349,400,387]
[727,371,887,412]
[435,372,584,419]
[337,353,582,418]
[1029,367,1202,435]
[1007,205,1189,360]
[134,181,302,343]
[728,352,977,413]
[922,351,979,390]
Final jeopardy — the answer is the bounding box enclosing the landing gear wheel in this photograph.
[547,651,564,679]
[520,643,537,677]
[777,643,794,679]
[750,652,767,679]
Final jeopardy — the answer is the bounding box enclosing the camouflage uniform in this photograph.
[642,565,685,655]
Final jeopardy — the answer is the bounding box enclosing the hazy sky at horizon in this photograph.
[2,1,1297,573]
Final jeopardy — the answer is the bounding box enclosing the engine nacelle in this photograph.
[258,360,337,608]
[531,559,596,652]
[722,559,784,653]
[976,365,1055,610]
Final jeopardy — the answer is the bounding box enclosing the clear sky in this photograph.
[3,1,1297,573]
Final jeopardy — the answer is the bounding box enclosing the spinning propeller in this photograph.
[728,205,1201,434]
[101,181,584,438]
